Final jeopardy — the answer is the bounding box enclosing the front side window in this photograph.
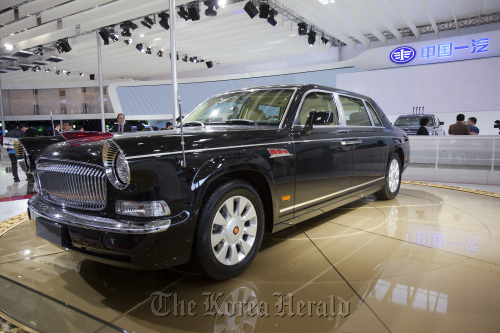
[184,89,294,126]
[296,92,339,125]
[340,95,372,126]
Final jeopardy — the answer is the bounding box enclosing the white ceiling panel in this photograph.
[0,0,498,86]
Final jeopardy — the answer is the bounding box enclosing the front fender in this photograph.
[187,152,277,221]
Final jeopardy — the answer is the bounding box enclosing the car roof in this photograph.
[224,84,375,101]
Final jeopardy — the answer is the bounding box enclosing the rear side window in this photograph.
[365,101,382,126]
[339,95,372,126]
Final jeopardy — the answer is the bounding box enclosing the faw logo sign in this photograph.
[390,46,416,64]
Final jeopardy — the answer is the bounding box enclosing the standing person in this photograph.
[4,124,25,183]
[448,114,470,135]
[54,122,62,135]
[467,117,479,135]
[417,117,430,135]
[112,113,131,133]
[62,121,73,132]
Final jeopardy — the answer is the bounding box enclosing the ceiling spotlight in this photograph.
[125,38,133,45]
[136,43,144,52]
[121,27,132,37]
[307,29,316,46]
[79,72,85,76]
[141,16,154,29]
[170,52,180,60]
[189,56,198,63]
[178,6,190,21]
[144,15,154,25]
[244,1,259,18]
[35,46,44,56]
[204,0,219,16]
[99,28,110,45]
[188,6,200,21]
[55,38,72,53]
[110,28,119,42]
[55,70,61,75]
[21,65,31,72]
[321,36,329,44]
[4,43,14,51]
[259,3,269,18]
[157,49,163,57]
[146,46,153,54]
[182,54,188,62]
[158,12,169,30]
[298,22,308,36]
[62,69,68,74]
[206,61,213,68]
[267,12,277,26]
[45,67,50,72]
[32,66,41,72]
[66,71,71,76]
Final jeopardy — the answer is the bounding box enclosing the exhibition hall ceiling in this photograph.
[0,0,499,86]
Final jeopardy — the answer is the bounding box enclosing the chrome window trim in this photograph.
[336,93,375,127]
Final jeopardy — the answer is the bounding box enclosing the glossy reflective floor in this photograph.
[0,154,500,332]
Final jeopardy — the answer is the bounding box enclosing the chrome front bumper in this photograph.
[28,195,171,234]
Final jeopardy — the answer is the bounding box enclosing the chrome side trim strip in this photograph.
[28,195,171,234]
[126,141,296,160]
[126,136,384,161]
[280,177,385,213]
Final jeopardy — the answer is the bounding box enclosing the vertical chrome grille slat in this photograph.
[37,158,107,211]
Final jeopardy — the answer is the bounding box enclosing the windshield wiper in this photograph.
[224,119,258,127]
[182,121,205,128]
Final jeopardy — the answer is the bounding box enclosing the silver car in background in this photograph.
[393,114,445,135]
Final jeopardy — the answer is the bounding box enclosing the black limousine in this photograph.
[20,84,409,279]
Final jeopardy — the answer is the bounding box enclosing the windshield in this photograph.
[183,89,295,126]
[394,116,435,126]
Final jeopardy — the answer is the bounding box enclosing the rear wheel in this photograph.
[193,180,265,280]
[374,153,402,200]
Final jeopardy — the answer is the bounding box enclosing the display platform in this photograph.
[0,183,499,333]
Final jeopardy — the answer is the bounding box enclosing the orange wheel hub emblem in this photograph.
[233,227,239,235]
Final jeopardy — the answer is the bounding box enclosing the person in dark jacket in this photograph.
[4,124,25,182]
[417,117,430,135]
[448,114,470,135]
[112,113,132,133]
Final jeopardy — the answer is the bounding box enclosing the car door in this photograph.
[337,94,388,191]
[291,90,353,219]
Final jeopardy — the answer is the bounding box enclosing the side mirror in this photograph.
[302,111,335,136]
[439,121,444,125]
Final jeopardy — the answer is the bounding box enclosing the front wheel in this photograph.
[193,180,265,280]
[374,153,402,200]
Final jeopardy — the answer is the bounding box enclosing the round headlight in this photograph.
[103,140,130,190]
[115,151,130,184]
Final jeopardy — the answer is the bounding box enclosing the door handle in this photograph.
[341,140,362,145]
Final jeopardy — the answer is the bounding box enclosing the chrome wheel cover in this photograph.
[388,158,400,193]
[211,195,258,266]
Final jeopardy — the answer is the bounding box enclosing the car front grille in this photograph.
[37,159,107,211]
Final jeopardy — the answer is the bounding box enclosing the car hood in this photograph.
[41,127,285,163]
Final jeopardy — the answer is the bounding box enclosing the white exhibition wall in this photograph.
[110,55,500,134]
[337,57,500,135]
